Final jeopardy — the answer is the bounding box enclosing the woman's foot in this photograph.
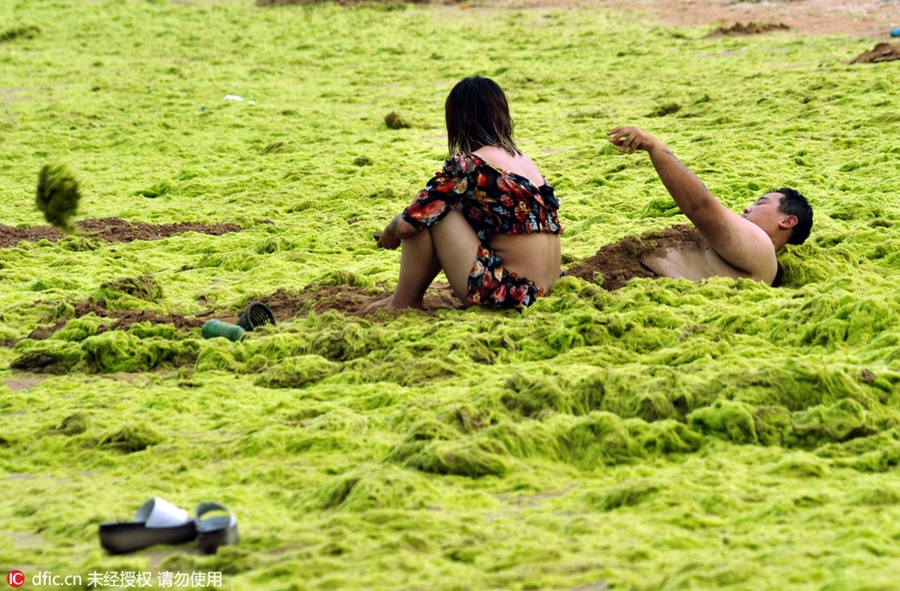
[363,294,424,313]
[364,295,395,313]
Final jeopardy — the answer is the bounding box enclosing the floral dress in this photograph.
[401,153,562,309]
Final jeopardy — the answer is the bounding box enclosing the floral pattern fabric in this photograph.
[401,153,562,243]
[467,244,543,310]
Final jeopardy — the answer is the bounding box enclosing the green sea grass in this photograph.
[1,1,899,589]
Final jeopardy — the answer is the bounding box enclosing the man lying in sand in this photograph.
[584,126,814,287]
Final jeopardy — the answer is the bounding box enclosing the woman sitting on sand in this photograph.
[367,76,562,312]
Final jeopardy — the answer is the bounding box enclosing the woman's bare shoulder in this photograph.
[472,147,544,187]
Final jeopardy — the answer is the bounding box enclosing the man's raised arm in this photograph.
[606,126,778,283]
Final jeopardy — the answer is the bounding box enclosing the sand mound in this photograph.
[850,42,900,64]
[566,225,700,290]
[257,283,460,319]
[709,22,790,36]
[0,217,243,248]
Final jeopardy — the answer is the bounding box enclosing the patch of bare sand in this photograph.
[601,0,896,40]
[373,0,895,40]
[258,283,460,319]
[261,0,896,39]
[1,283,461,347]
[3,376,47,391]
[0,218,243,248]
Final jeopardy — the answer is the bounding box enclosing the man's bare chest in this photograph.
[641,236,750,281]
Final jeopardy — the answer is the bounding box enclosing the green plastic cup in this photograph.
[202,320,245,342]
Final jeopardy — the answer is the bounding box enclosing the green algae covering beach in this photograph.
[1,0,900,589]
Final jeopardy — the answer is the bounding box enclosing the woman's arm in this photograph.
[376,213,417,250]
[375,153,475,250]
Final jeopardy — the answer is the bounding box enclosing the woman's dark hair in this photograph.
[445,76,520,156]
[774,187,813,245]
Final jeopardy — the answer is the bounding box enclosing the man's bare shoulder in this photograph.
[688,203,779,283]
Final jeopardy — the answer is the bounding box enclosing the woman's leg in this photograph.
[428,208,481,301]
[366,227,441,310]
[393,227,444,308]
[366,209,480,311]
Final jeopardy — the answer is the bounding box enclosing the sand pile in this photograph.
[850,42,900,64]
[709,22,790,36]
[566,225,700,290]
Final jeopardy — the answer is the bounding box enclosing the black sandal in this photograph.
[196,501,239,555]
[99,498,196,554]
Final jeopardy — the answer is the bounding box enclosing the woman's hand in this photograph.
[607,126,659,155]
[375,215,403,250]
[377,229,401,250]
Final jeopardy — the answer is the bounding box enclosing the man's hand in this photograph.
[607,126,660,155]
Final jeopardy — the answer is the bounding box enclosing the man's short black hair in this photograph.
[774,187,813,245]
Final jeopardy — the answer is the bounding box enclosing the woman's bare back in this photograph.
[472,146,561,291]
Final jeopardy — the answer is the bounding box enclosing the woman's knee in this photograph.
[430,210,480,299]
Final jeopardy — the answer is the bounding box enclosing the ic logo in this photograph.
[6,571,24,588]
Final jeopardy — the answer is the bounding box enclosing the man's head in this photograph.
[775,187,813,245]
[742,188,813,249]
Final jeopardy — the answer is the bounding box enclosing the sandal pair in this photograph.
[99,498,239,555]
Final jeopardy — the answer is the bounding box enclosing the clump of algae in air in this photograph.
[35,163,82,234]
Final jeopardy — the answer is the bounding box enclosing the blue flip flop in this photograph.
[892,27,900,37]
[196,501,239,555]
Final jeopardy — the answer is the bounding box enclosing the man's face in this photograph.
[742,192,786,231]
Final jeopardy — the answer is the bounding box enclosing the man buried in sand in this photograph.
[568,126,814,289]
